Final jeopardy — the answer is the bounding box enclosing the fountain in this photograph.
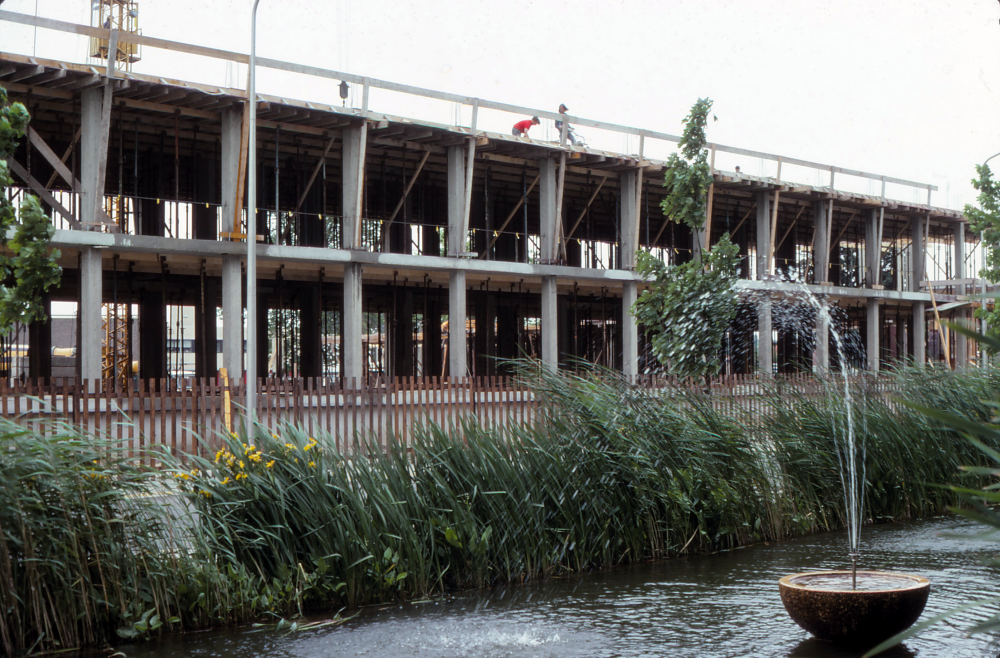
[762,284,931,647]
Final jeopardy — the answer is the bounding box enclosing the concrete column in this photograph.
[911,215,926,293]
[813,299,830,373]
[343,263,363,382]
[342,122,366,249]
[865,209,882,288]
[814,200,835,284]
[758,298,772,376]
[620,169,640,270]
[221,257,242,377]
[756,192,772,375]
[867,299,880,372]
[80,88,103,227]
[448,270,467,377]
[954,222,969,367]
[541,276,558,370]
[912,302,926,365]
[446,145,466,256]
[79,248,102,383]
[911,215,926,365]
[539,158,558,263]
[622,280,638,379]
[220,109,243,379]
[756,192,772,279]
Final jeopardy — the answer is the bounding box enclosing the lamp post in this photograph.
[246,0,261,427]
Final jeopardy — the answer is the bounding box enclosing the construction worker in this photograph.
[554,104,579,145]
[512,116,540,138]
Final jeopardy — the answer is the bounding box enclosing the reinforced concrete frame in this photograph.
[0,11,978,383]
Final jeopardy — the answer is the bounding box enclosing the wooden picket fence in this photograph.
[0,372,895,461]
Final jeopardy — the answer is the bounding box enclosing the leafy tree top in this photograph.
[965,164,1000,350]
[0,86,62,331]
[631,233,740,380]
[661,98,714,234]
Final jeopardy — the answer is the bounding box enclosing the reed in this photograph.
[6,365,1000,653]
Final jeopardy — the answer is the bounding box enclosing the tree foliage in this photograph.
[631,233,740,379]
[965,164,1000,348]
[660,98,714,234]
[0,86,62,332]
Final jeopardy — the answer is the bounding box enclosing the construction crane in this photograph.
[89,0,141,72]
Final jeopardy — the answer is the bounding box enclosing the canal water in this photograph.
[118,515,1000,658]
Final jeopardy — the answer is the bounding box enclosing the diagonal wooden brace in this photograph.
[8,158,84,230]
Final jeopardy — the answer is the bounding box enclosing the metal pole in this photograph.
[247,0,261,428]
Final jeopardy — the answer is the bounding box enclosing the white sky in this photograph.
[1,0,998,210]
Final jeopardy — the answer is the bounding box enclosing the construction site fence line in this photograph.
[0,373,897,464]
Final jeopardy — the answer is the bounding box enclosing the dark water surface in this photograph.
[119,516,1000,658]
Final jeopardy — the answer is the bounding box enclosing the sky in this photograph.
[1,0,998,210]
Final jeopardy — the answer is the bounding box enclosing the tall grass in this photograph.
[5,366,1000,653]
[183,366,1000,609]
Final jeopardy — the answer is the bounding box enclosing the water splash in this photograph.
[740,278,868,587]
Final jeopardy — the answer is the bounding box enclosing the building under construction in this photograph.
[0,10,979,388]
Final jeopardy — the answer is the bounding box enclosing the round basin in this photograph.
[779,570,929,648]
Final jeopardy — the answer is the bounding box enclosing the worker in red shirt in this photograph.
[512,116,540,138]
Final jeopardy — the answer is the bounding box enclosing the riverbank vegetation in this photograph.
[3,366,1000,655]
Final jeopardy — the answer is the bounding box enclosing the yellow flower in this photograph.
[199,490,213,498]
[272,433,279,439]
[248,452,262,463]
[265,460,275,469]
[220,477,230,485]
[235,472,247,480]
[238,460,245,469]
[285,443,297,451]
[308,461,315,468]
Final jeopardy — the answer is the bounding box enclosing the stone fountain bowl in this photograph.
[779,570,930,648]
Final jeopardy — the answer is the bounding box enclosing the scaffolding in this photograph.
[102,304,130,389]
[89,0,141,72]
